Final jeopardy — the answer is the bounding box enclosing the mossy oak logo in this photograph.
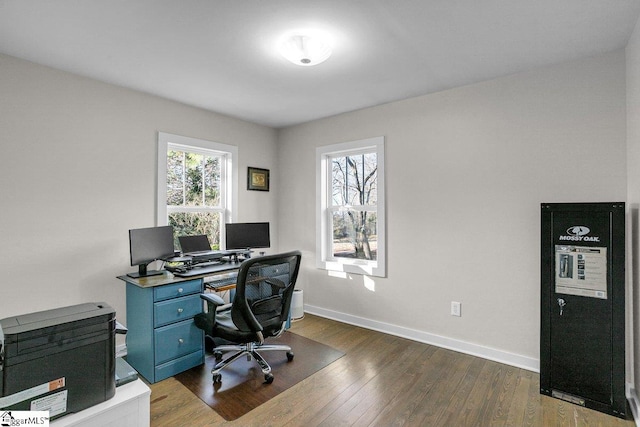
[559,225,600,242]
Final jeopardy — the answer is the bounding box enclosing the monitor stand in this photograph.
[126,264,164,279]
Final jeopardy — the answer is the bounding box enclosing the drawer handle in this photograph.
[177,308,184,313]
[177,288,184,294]
[178,338,184,344]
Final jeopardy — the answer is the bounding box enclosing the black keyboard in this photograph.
[204,273,238,289]
[173,264,227,277]
[191,260,223,268]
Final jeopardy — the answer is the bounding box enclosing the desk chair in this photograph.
[194,250,301,384]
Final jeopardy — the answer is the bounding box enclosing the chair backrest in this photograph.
[231,250,301,336]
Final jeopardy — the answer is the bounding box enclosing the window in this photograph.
[316,136,385,277]
[157,132,237,248]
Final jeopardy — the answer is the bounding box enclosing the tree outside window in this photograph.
[166,149,223,249]
[330,152,378,260]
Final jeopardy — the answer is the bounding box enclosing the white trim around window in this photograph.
[157,132,238,226]
[316,136,386,277]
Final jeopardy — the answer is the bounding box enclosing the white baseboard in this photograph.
[628,384,640,427]
[305,304,539,372]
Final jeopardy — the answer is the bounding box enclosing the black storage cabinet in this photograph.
[0,302,116,420]
[540,202,626,418]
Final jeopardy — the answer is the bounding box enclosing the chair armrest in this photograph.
[264,278,286,288]
[200,293,225,307]
[216,303,232,312]
[194,293,228,333]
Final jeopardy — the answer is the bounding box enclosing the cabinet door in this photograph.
[549,210,612,404]
[540,203,625,417]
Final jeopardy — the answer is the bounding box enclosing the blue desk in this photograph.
[117,262,241,383]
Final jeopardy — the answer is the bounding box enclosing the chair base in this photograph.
[210,342,294,384]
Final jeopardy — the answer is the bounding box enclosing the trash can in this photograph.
[291,289,304,320]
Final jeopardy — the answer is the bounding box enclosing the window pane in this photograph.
[168,151,221,207]
[331,158,347,206]
[167,150,185,206]
[169,211,221,250]
[331,210,377,260]
[331,153,377,207]
[203,155,221,206]
[184,153,204,206]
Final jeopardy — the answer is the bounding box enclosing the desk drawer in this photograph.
[154,321,202,365]
[154,280,202,302]
[155,350,203,382]
[259,262,290,277]
[154,294,202,328]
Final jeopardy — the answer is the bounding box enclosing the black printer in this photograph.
[0,302,116,420]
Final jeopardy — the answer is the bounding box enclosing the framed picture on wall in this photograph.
[247,167,270,191]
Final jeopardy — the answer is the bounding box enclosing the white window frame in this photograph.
[157,132,238,244]
[316,136,386,277]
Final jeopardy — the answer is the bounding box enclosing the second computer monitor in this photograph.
[178,234,211,254]
[225,222,270,250]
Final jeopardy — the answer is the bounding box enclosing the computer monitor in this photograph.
[178,235,211,254]
[225,222,270,250]
[127,225,175,278]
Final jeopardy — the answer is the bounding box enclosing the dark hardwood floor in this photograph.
[149,314,635,426]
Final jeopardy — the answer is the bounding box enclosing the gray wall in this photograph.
[0,53,279,326]
[0,45,632,378]
[277,50,627,370]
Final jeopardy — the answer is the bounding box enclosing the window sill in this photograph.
[317,259,385,278]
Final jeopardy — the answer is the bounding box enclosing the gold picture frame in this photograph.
[247,167,270,191]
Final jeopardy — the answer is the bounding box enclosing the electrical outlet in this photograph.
[451,301,461,317]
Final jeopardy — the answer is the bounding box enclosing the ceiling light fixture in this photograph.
[280,34,332,66]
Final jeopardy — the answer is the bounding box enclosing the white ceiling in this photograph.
[1,0,639,128]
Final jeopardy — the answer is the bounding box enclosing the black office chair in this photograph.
[193,250,301,384]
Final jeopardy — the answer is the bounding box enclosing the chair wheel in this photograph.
[212,373,222,383]
[214,350,223,362]
[264,373,274,384]
[286,351,294,361]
